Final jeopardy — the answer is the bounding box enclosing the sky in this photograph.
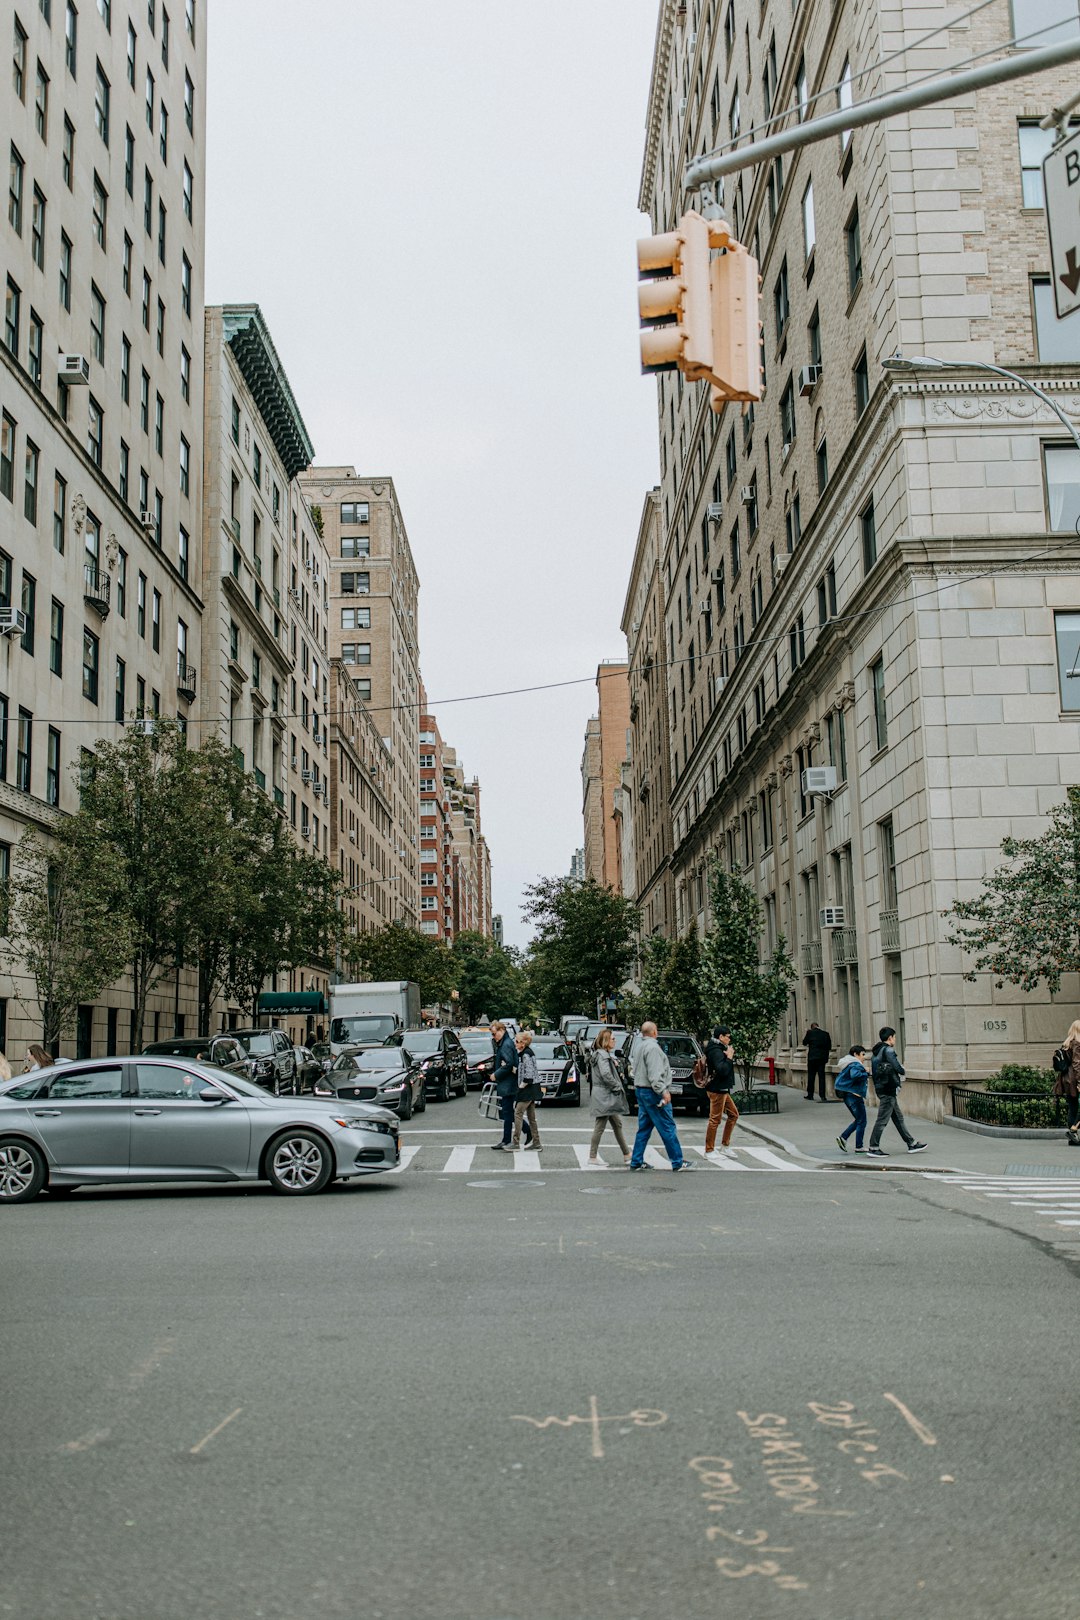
[204,0,661,950]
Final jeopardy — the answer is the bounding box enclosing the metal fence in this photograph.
[951,1087,1069,1129]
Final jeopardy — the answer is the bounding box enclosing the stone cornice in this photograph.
[638,0,677,214]
[0,780,62,833]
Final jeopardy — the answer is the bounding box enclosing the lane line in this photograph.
[189,1406,243,1456]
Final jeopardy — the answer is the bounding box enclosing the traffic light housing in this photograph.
[637,211,762,405]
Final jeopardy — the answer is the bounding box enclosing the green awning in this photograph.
[257,991,327,1015]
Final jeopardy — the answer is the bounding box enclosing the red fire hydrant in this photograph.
[766,1055,777,1086]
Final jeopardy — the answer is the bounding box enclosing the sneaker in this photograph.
[502,1143,518,1152]
[836,1135,848,1154]
[490,1142,510,1151]
[628,1162,652,1171]
[672,1161,696,1173]
[868,1147,887,1157]
[854,1146,868,1154]
[585,1158,607,1170]
[907,1142,928,1154]
[523,1141,539,1151]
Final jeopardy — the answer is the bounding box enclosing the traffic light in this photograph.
[637,211,714,381]
[637,210,762,406]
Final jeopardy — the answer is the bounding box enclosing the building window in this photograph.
[63,116,74,186]
[8,144,23,233]
[181,252,191,316]
[1018,120,1054,205]
[139,368,149,432]
[118,440,128,501]
[23,441,38,523]
[0,415,13,501]
[90,282,105,362]
[838,58,853,149]
[861,497,877,572]
[801,178,815,263]
[252,442,261,486]
[1033,276,1080,361]
[853,346,870,416]
[97,0,110,27]
[340,606,372,630]
[46,727,60,806]
[20,572,35,653]
[808,304,821,369]
[13,16,26,99]
[27,309,42,387]
[788,612,806,672]
[341,535,369,559]
[16,708,32,791]
[180,344,190,403]
[137,571,146,636]
[179,435,189,496]
[31,185,45,265]
[178,524,188,581]
[182,159,192,222]
[183,68,193,131]
[846,204,862,294]
[122,231,131,294]
[871,658,887,750]
[94,59,109,143]
[113,654,125,722]
[4,277,18,356]
[340,501,369,524]
[35,59,48,137]
[141,269,151,329]
[228,619,238,661]
[50,598,63,674]
[815,433,828,493]
[774,257,789,342]
[53,472,65,552]
[154,393,163,455]
[82,626,99,703]
[87,396,103,467]
[156,298,164,356]
[157,198,166,263]
[116,548,126,616]
[65,0,77,74]
[827,707,849,783]
[1046,442,1080,531]
[151,589,160,652]
[1054,611,1080,710]
[817,561,837,624]
[126,17,135,82]
[1011,0,1080,46]
[59,231,71,308]
[780,374,795,446]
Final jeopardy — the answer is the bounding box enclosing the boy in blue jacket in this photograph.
[833,1045,870,1153]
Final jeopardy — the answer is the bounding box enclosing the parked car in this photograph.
[559,1015,591,1046]
[530,1035,580,1106]
[318,1047,427,1120]
[615,1029,707,1115]
[572,1022,628,1077]
[385,1027,468,1102]
[293,1046,324,1092]
[232,1028,299,1095]
[308,1041,334,1075]
[459,1031,497,1089]
[141,1035,253,1083]
[0,1058,400,1201]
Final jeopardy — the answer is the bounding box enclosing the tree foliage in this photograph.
[624,934,673,1028]
[452,931,529,1023]
[523,876,639,1025]
[944,786,1080,993]
[662,930,709,1037]
[697,858,795,1084]
[347,921,457,1008]
[3,823,132,1048]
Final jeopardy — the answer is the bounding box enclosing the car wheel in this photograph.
[569,1089,581,1108]
[436,1071,452,1103]
[0,1139,47,1203]
[398,1085,413,1122]
[455,1069,467,1098]
[415,1083,427,1113]
[266,1131,334,1196]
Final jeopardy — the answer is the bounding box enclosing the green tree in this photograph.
[944,785,1080,992]
[3,823,132,1048]
[523,876,639,1026]
[347,921,457,1008]
[662,929,710,1036]
[452,931,528,1023]
[697,858,795,1086]
[625,933,673,1027]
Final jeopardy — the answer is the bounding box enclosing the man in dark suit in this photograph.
[802,1022,832,1101]
[489,1020,521,1151]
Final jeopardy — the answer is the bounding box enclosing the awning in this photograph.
[257,991,327,1015]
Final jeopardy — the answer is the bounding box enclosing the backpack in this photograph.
[1052,1046,1072,1076]
[692,1056,708,1089]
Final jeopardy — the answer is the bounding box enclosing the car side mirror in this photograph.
[199,1087,229,1104]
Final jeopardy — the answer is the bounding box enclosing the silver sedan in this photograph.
[0,1056,401,1202]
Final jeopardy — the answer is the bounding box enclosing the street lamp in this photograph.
[882,351,1080,457]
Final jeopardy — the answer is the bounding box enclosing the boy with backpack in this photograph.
[833,1045,871,1153]
[867,1028,927,1156]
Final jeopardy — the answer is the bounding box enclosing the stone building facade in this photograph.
[329,657,395,944]
[418,699,451,939]
[621,488,674,934]
[0,0,206,1054]
[299,468,420,928]
[580,663,631,891]
[635,0,1080,1107]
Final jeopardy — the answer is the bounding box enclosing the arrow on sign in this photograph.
[1060,247,1080,297]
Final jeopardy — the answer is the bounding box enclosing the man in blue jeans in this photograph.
[629,1022,694,1173]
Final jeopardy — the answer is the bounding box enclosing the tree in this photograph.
[662,930,710,1036]
[523,876,639,1026]
[452,931,529,1023]
[625,933,673,1027]
[3,823,132,1048]
[347,921,457,1008]
[944,785,1080,992]
[697,858,795,1086]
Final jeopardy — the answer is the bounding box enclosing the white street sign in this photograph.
[1044,127,1080,320]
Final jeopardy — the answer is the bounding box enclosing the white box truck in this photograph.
[329,981,421,1054]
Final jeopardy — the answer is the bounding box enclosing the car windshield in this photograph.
[460,1035,494,1055]
[330,1015,398,1044]
[142,1041,202,1058]
[531,1040,570,1060]
[401,1030,442,1053]
[583,1023,623,1041]
[660,1036,699,1062]
[236,1032,275,1056]
[351,1051,405,1073]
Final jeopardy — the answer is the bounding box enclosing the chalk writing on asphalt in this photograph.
[511,1399,667,1459]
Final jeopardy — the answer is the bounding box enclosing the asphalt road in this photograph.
[1,1092,1076,1620]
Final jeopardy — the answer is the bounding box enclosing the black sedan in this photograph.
[615,1030,708,1116]
[385,1028,468,1102]
[316,1047,427,1121]
[530,1036,580,1107]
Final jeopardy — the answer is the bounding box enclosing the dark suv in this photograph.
[232,1027,299,1094]
[386,1027,468,1102]
[141,1034,253,1083]
[615,1030,707,1116]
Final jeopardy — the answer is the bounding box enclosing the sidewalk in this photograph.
[734,1083,1080,1175]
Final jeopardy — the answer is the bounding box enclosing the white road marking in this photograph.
[925,1172,1080,1234]
[688,1146,750,1170]
[441,1145,477,1174]
[736,1143,811,1173]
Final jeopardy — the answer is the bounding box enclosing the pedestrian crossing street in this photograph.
[924,1173,1080,1234]
[389,1131,810,1175]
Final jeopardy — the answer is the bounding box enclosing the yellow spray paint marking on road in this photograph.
[883,1392,937,1446]
[189,1406,243,1456]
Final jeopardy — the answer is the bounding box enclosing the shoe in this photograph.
[907,1142,928,1154]
[628,1162,652,1171]
[502,1143,518,1152]
[672,1161,695,1173]
[523,1141,539,1151]
[805,1094,813,1101]
[491,1142,510,1151]
[836,1135,848,1153]
[585,1158,607,1169]
[868,1147,887,1157]
[1068,1134,1080,1148]
[854,1146,868,1154]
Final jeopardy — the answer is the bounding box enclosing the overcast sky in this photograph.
[205,0,661,948]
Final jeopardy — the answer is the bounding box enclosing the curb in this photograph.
[734,1116,964,1175]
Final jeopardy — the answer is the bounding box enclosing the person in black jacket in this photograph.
[802,1023,832,1100]
[489,1021,523,1151]
[703,1026,739,1159]
[867,1028,926,1156]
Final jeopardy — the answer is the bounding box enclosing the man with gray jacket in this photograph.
[867,1028,927,1156]
[628,1022,694,1172]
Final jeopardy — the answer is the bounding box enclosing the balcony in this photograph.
[176,662,197,701]
[800,939,823,976]
[880,908,900,954]
[830,927,859,968]
[83,563,111,617]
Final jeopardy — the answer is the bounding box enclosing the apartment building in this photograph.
[636,0,1080,1107]
[330,657,394,944]
[299,468,420,928]
[580,715,603,883]
[621,487,674,933]
[0,0,206,1054]
[418,700,451,939]
[440,746,492,939]
[579,662,631,890]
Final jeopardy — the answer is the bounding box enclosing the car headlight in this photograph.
[335,1115,395,1135]
[381,1080,406,1092]
[255,1059,274,1074]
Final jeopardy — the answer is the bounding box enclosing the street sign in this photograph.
[1043,127,1080,319]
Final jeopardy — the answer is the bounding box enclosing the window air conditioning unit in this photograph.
[706,502,723,522]
[699,598,711,615]
[820,905,845,930]
[311,730,322,745]
[780,441,793,464]
[348,828,356,843]
[139,510,156,534]
[679,97,687,116]
[798,365,821,397]
[715,675,727,697]
[290,755,298,769]
[802,765,837,796]
[0,605,28,637]
[740,485,755,504]
[59,353,90,385]
[301,770,314,783]
[774,555,788,577]
[301,823,311,840]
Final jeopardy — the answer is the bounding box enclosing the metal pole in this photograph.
[685,36,1080,186]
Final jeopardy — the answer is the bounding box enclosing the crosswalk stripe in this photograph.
[442,1145,476,1174]
[737,1143,812,1173]
[387,1139,812,1175]
[688,1146,750,1169]
[571,1144,595,1170]
[389,1145,422,1175]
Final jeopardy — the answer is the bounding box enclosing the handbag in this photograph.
[479,1081,500,1120]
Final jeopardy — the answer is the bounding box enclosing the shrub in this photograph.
[984,1064,1056,1095]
